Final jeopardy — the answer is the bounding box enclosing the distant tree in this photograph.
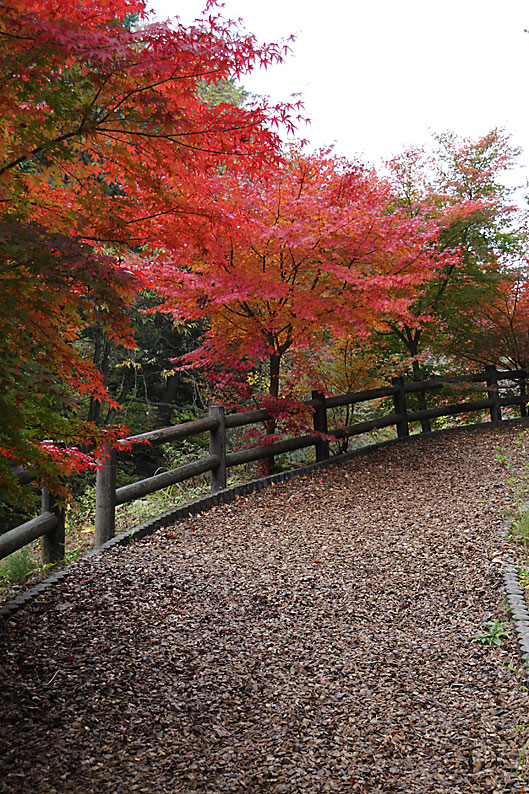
[385,129,524,367]
[82,293,202,430]
[377,129,526,426]
[442,265,529,372]
[196,77,249,108]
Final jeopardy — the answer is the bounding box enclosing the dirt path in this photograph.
[2,425,529,793]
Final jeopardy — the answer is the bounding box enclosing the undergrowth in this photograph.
[496,430,529,544]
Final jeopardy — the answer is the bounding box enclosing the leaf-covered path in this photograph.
[2,425,529,794]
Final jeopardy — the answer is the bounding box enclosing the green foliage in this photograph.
[511,509,529,542]
[66,483,96,533]
[0,489,40,533]
[475,618,511,646]
[62,545,84,565]
[518,565,529,589]
[196,77,249,108]
[80,291,204,432]
[0,547,36,585]
[381,128,527,379]
[116,481,207,531]
[496,431,529,525]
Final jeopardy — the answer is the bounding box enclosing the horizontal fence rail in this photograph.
[324,384,398,408]
[0,512,57,560]
[115,455,220,506]
[123,416,218,448]
[406,399,494,423]
[4,365,529,563]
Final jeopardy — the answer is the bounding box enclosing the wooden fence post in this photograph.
[95,447,116,547]
[392,377,409,438]
[520,372,527,417]
[209,405,226,492]
[312,390,330,462]
[485,365,502,423]
[41,487,65,564]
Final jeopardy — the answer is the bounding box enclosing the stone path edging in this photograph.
[503,558,529,679]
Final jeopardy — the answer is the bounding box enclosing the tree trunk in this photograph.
[521,377,528,417]
[156,374,180,428]
[263,352,281,475]
[412,358,431,434]
[87,327,110,425]
[269,352,280,400]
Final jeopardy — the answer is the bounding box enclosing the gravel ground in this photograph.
[2,424,529,794]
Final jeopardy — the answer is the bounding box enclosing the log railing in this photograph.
[3,366,528,563]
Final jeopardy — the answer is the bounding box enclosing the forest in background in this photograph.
[2,0,529,540]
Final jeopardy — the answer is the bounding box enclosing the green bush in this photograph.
[0,547,36,585]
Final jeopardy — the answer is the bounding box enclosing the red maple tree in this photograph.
[0,0,296,497]
[158,150,459,419]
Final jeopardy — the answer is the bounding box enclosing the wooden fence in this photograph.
[2,365,527,564]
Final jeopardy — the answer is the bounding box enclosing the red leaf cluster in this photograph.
[0,0,294,492]
[157,150,460,402]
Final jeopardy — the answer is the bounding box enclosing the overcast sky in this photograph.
[150,1,529,187]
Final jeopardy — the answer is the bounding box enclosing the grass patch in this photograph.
[0,547,37,586]
[475,617,511,647]
[512,507,529,543]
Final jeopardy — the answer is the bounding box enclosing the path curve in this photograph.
[1,424,529,794]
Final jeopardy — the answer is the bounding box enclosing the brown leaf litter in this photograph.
[1,424,529,793]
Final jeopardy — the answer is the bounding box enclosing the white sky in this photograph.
[150,0,529,187]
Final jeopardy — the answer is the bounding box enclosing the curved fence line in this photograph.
[4,365,528,564]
